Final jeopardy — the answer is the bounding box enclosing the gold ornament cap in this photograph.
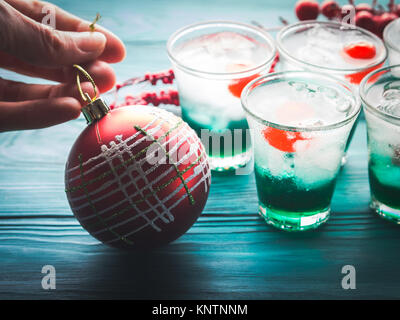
[73,64,110,125]
[81,97,110,125]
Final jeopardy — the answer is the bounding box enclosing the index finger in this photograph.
[4,0,126,63]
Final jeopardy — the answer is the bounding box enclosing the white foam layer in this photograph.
[284,24,385,70]
[246,80,355,187]
[247,80,353,127]
[173,31,273,125]
[175,31,270,73]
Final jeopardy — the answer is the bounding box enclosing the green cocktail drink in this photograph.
[167,21,276,171]
[242,71,360,231]
[361,65,400,223]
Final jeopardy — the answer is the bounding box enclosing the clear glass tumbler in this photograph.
[383,18,400,76]
[360,64,400,223]
[277,21,387,87]
[242,71,361,231]
[277,21,387,163]
[167,21,276,171]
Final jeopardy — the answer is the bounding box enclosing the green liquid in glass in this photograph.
[369,154,400,210]
[254,164,337,215]
[181,106,250,159]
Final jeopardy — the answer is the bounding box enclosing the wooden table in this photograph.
[0,0,399,300]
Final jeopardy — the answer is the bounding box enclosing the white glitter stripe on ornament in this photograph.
[123,137,174,224]
[69,124,198,214]
[65,104,211,248]
[67,119,188,203]
[103,156,211,243]
[115,134,173,225]
[66,115,160,182]
[76,134,204,224]
[91,154,209,237]
[100,137,162,232]
[66,107,176,176]
[66,107,182,182]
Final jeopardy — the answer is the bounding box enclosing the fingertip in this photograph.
[59,97,82,120]
[73,31,107,55]
[77,22,126,63]
[78,81,100,101]
[99,35,126,63]
[85,61,117,93]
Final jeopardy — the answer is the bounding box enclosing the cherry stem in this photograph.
[278,16,289,26]
[251,21,287,31]
[388,0,395,11]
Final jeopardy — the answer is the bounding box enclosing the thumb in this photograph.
[0,1,106,67]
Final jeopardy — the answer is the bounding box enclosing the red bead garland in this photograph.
[296,0,400,38]
[109,54,279,110]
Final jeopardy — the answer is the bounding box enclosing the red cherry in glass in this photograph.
[226,63,260,98]
[262,127,309,153]
[343,41,377,59]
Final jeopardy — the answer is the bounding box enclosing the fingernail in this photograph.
[73,32,107,53]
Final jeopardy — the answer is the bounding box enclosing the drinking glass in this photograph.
[242,71,361,231]
[383,18,400,76]
[167,21,276,171]
[360,64,400,223]
[277,21,387,164]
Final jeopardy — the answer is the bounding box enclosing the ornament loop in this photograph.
[73,64,98,103]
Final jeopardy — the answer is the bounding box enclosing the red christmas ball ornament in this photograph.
[65,66,211,249]
[295,0,320,21]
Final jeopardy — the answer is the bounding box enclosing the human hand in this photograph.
[0,0,126,131]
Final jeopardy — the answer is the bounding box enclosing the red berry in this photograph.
[355,11,376,33]
[162,77,169,84]
[295,0,320,21]
[321,0,341,19]
[343,41,377,59]
[169,90,178,100]
[355,3,373,13]
[140,92,151,101]
[375,12,398,37]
